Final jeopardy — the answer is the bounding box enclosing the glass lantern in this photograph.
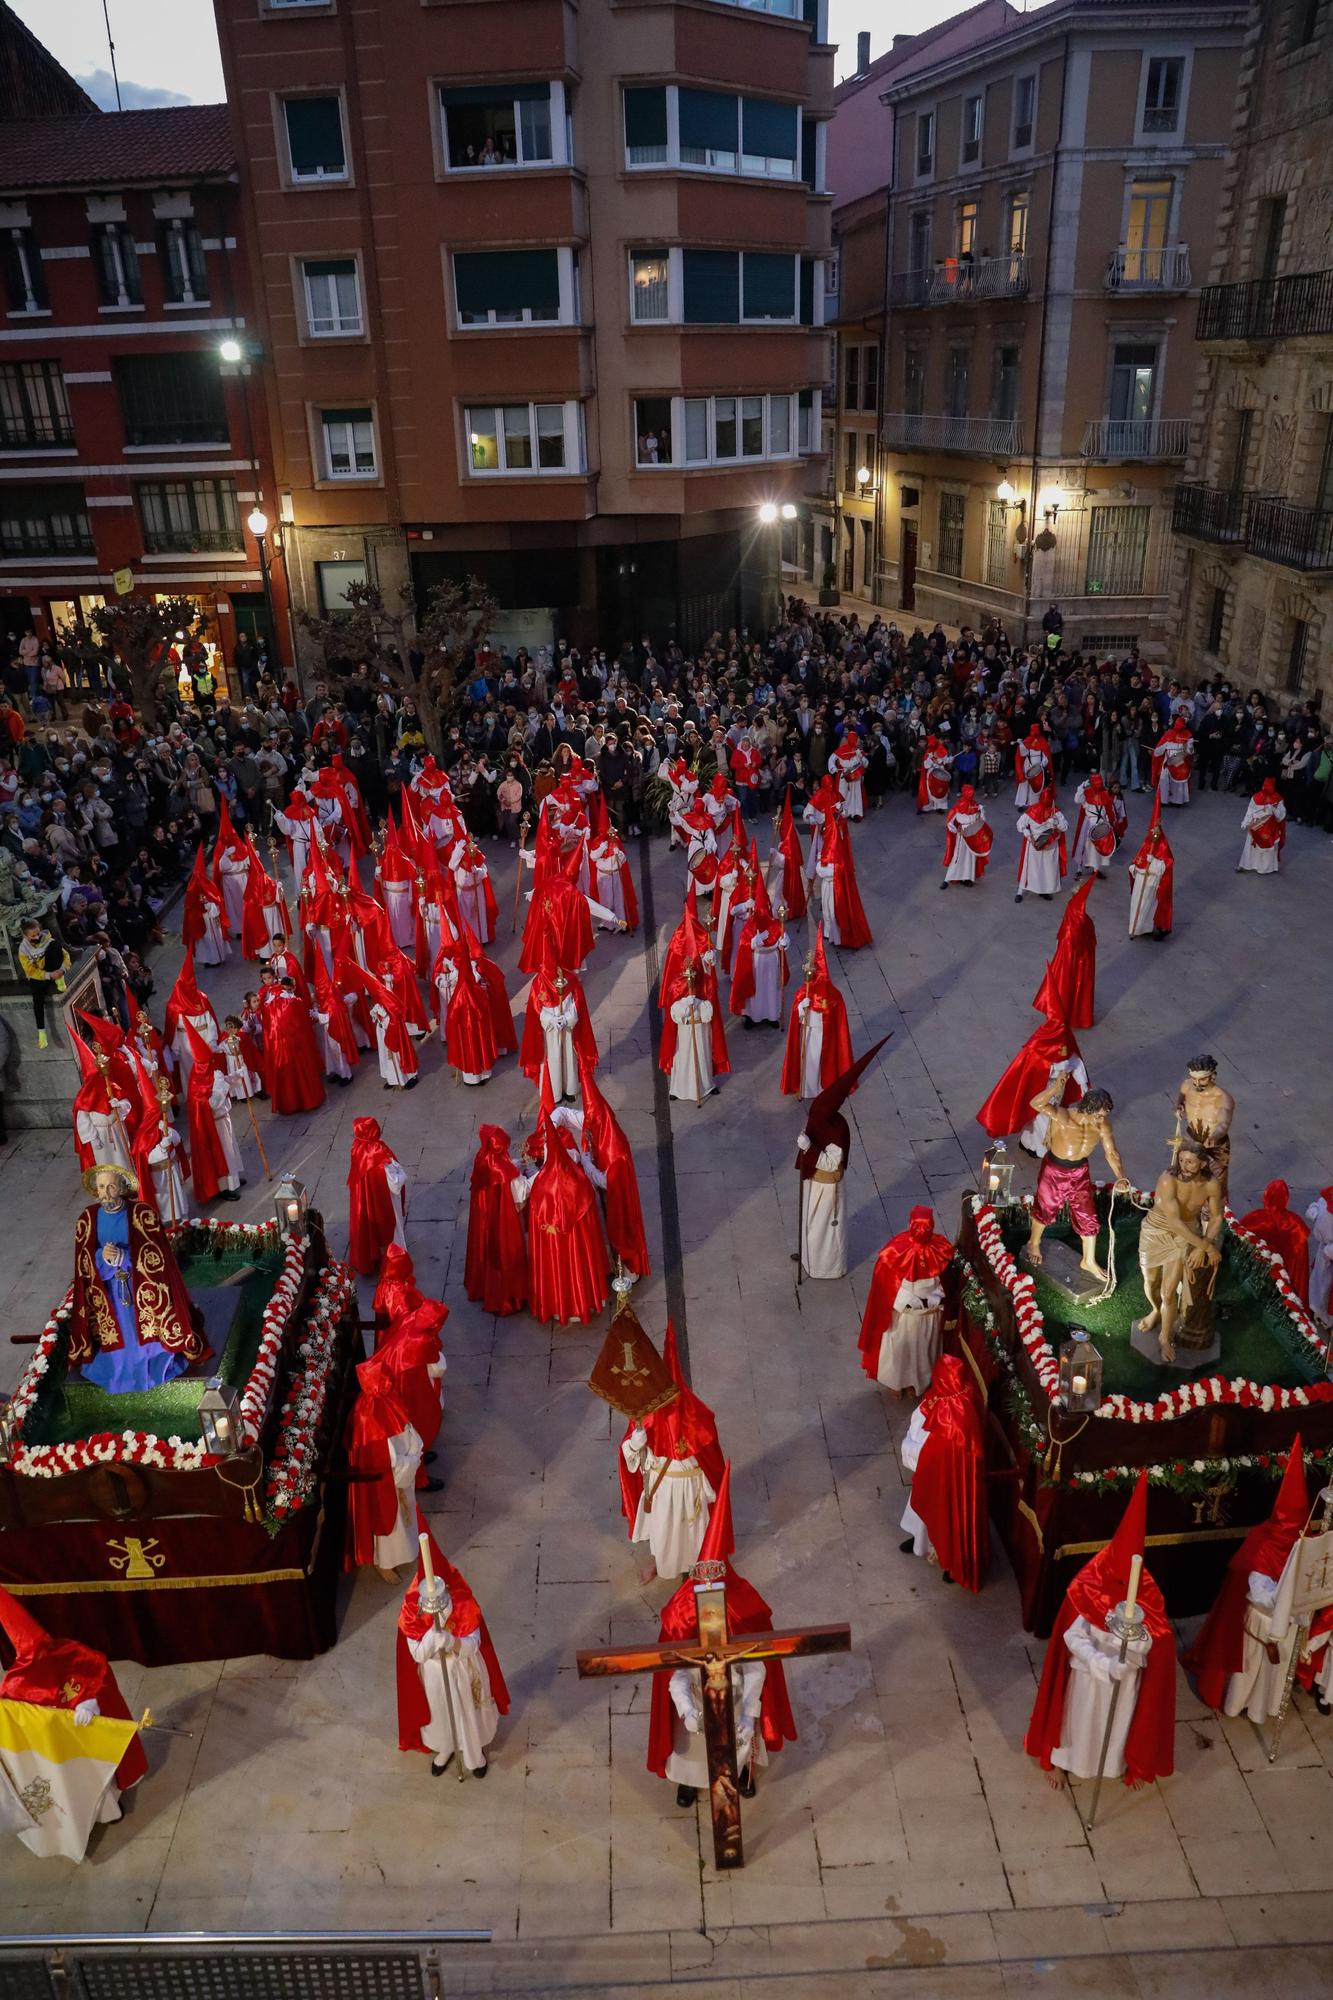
[1059,1332,1103,1412]
[274,1173,309,1240]
[199,1376,243,1457]
[980,1141,1015,1204]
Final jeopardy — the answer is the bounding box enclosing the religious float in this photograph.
[953,1181,1333,1636]
[0,1172,361,1667]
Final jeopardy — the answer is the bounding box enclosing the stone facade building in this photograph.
[1169,0,1332,703]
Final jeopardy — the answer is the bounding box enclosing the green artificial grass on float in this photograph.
[996,1204,1318,1401]
[22,1242,285,1449]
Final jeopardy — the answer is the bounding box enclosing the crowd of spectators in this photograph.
[1,601,1328,1030]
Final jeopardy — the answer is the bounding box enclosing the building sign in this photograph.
[111,567,134,597]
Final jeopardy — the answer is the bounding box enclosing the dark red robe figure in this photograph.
[181,843,227,957]
[376,944,430,1039]
[728,872,789,1019]
[210,797,249,935]
[0,1587,148,1793]
[520,847,595,975]
[330,751,373,855]
[975,1016,1086,1140]
[464,925,518,1056]
[1183,1439,1308,1710]
[1026,1471,1176,1787]
[312,948,360,1076]
[183,1023,232,1204]
[519,961,599,1082]
[578,1054,650,1278]
[66,1195,209,1371]
[617,1321,729,1541]
[771,786,807,920]
[378,1297,448,1469]
[439,939,499,1079]
[1033,875,1097,1030]
[818,815,873,950]
[396,1526,510,1753]
[527,1111,609,1326]
[373,1243,429,1340]
[240,838,291,960]
[343,1354,414,1572]
[657,887,714,1008]
[907,1354,990,1592]
[259,978,326,1115]
[646,1464,797,1778]
[464,1124,530,1316]
[780,925,853,1096]
[347,1115,406,1277]
[858,1205,954,1380]
[1238,1181,1311,1299]
[164,951,221,1059]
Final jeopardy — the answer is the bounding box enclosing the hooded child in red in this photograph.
[240,837,292,961]
[1033,875,1097,1030]
[769,785,808,919]
[373,1242,428,1339]
[728,869,789,1025]
[1238,1181,1310,1297]
[975,1015,1085,1140]
[781,926,853,1098]
[465,1124,530,1315]
[815,815,873,950]
[1025,1471,1175,1786]
[858,1205,954,1383]
[164,952,220,1074]
[377,1298,448,1483]
[1127,797,1174,938]
[396,1525,509,1769]
[347,1115,408,1276]
[1183,1439,1309,1710]
[0,1586,147,1796]
[343,1352,418,1575]
[646,1464,797,1797]
[259,974,327,1113]
[182,844,229,965]
[437,935,500,1083]
[578,1054,650,1277]
[901,1354,989,1591]
[527,1110,609,1325]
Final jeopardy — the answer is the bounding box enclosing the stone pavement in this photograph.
[3,781,1333,1990]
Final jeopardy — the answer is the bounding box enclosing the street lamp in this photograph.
[218,337,243,365]
[246,506,277,675]
[781,503,798,521]
[758,502,779,525]
[856,465,872,489]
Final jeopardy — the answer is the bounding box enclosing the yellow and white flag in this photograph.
[0,1698,138,1861]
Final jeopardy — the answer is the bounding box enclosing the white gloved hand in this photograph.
[681,1706,702,1735]
[72,1698,100,1726]
[629,1426,647,1449]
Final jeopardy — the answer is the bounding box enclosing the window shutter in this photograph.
[799,258,814,325]
[683,249,740,324]
[624,87,668,149]
[285,97,345,175]
[440,82,549,106]
[455,249,559,317]
[742,97,798,160]
[158,225,184,303]
[92,225,118,304]
[801,120,817,185]
[679,88,739,152]
[743,253,795,320]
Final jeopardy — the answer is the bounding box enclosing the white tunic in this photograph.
[1304,1197,1333,1320]
[621,1430,715,1580]
[593,852,627,927]
[831,753,866,820]
[195,902,230,967]
[1238,800,1285,874]
[272,809,314,893]
[76,1097,135,1174]
[374,1424,423,1569]
[737,932,787,1024]
[944,809,986,884]
[874,1275,945,1393]
[382,878,416,952]
[801,806,826,880]
[1127,856,1168,937]
[540,997,580,1100]
[315,1009,354,1081]
[222,1039,262,1100]
[899,1405,932,1556]
[1016,811,1067,896]
[172,1008,218,1084]
[217,852,249,936]
[668,996,714,1102]
[1157,747,1192,807]
[665,1659,766,1788]
[371,1003,410,1088]
[147,1128,188,1222]
[406,1608,501,1773]
[1222,1570,1295,1723]
[798,1140,846,1279]
[455,868,493,945]
[791,997,824,1098]
[919,756,951,812]
[1050,1614,1152,1780]
[1070,785,1113,875]
[209,1071,244,1191]
[1015,750,1050,810]
[815,862,842,945]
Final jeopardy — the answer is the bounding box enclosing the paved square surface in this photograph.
[4,787,1333,1994]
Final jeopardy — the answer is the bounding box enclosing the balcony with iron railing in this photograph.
[1104,244,1191,293]
[889,254,1029,308]
[1246,497,1333,572]
[141,527,244,555]
[123,420,231,448]
[0,523,95,558]
[1,414,76,450]
[1196,266,1333,343]
[1082,417,1188,461]
[1171,482,1250,545]
[882,412,1023,454]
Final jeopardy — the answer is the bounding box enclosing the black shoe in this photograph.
[220,1190,242,1203]
[1318,1694,1332,1717]
[899,1538,915,1554]
[404,1076,419,1089]
[939,882,947,891]
[423,1450,438,1466]
[941,1570,955,1585]
[1042,893,1053,901]
[739,1767,756,1799]
[420,1476,444,1494]
[1014,892,1023,903]
[676,1785,698,1809]
[431,1754,454,1777]
[470,1762,489,1778]
[338,1075,352,1086]
[743,1017,753,1032]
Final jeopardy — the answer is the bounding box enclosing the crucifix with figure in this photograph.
[577,1557,851,1869]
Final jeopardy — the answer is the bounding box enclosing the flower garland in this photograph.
[970,1192,1332,1426]
[236,1232,308,1447]
[7,1218,301,1480]
[262,1259,357,1531]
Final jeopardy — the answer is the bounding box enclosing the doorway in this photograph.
[900,522,918,611]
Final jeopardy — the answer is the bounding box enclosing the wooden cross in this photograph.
[576,1565,850,1869]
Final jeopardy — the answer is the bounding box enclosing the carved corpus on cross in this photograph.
[576,1559,850,1869]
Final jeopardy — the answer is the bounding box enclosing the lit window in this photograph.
[302,258,362,336]
[439,84,561,171]
[629,250,670,323]
[466,402,580,475]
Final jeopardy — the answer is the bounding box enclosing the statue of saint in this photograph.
[1176,1055,1234,1208]
[67,1165,210,1393]
[1025,1085,1130,1283]
[1136,1144,1224,1365]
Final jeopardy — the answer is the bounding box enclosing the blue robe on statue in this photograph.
[82,1205,189,1394]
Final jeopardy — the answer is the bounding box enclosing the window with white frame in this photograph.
[1011,73,1035,152]
[628,247,810,326]
[438,82,567,171]
[466,401,583,474]
[1142,56,1184,134]
[629,250,671,323]
[1,227,47,313]
[283,96,347,182]
[915,108,935,179]
[320,406,376,479]
[452,247,577,327]
[961,92,983,166]
[632,392,798,468]
[623,86,799,181]
[301,257,363,336]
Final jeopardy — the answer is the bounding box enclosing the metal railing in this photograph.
[141,527,244,554]
[1104,243,1191,291]
[0,525,95,558]
[1197,266,1333,342]
[889,254,1029,307]
[1082,416,1188,460]
[1246,496,1333,571]
[1172,481,1249,544]
[0,1930,489,2000]
[881,411,1023,455]
[1,417,75,449]
[123,422,230,447]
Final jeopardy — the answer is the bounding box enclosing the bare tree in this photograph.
[297,576,496,760]
[89,595,207,724]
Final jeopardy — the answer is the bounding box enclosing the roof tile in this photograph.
[0,104,234,191]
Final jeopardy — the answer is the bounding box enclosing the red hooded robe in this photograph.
[347,1115,404,1276]
[780,926,852,1095]
[465,1125,530,1316]
[975,1016,1084,1139]
[820,816,873,950]
[578,1055,650,1277]
[1238,1182,1311,1297]
[373,1243,428,1339]
[0,1588,147,1791]
[908,1354,989,1592]
[1183,1438,1310,1709]
[396,1526,509,1752]
[343,1354,414,1571]
[519,962,599,1081]
[377,1298,448,1459]
[1032,876,1097,1030]
[857,1206,954,1379]
[527,1112,609,1325]
[183,1023,232,1203]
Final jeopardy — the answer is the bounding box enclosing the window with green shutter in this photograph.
[743,253,795,322]
[799,259,815,326]
[742,97,798,168]
[679,89,738,166]
[624,87,668,163]
[683,249,740,324]
[284,97,346,180]
[454,249,561,324]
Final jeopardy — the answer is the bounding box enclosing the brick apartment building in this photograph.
[212,0,835,660]
[854,0,1245,655]
[0,10,290,675]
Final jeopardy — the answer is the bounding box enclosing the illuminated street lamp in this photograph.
[758,502,779,525]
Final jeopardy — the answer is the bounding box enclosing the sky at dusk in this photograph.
[13,0,1046,106]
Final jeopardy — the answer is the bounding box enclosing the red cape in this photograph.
[579,1063,650,1278]
[527,1117,608,1324]
[646,1560,797,1778]
[658,961,730,1076]
[975,1018,1083,1139]
[618,1383,730,1538]
[909,1356,989,1592]
[857,1209,953,1378]
[520,874,595,974]
[823,822,873,949]
[396,1547,509,1752]
[0,1589,147,1790]
[780,982,852,1095]
[1183,1440,1308,1709]
[347,1118,403,1277]
[729,917,789,1017]
[377,1300,448,1455]
[1033,884,1097,1031]
[1238,1184,1310,1299]
[465,1127,529,1315]
[373,1244,427,1336]
[519,970,599,1081]
[185,1035,231,1203]
[260,985,327,1114]
[343,1360,412,1570]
